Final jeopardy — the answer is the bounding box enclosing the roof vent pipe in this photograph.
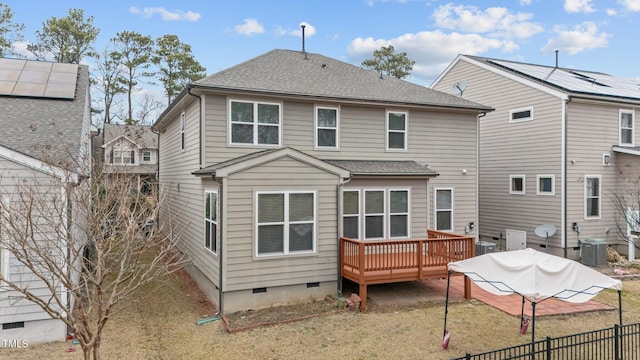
[555,49,559,68]
[301,24,307,59]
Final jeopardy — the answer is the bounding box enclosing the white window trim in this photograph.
[314,105,340,150]
[228,99,283,147]
[255,190,316,258]
[603,153,611,166]
[536,174,555,195]
[143,151,151,162]
[509,106,533,123]
[510,175,526,195]
[204,190,218,255]
[364,189,386,240]
[341,189,360,239]
[584,175,601,220]
[180,112,186,152]
[386,110,408,151]
[434,187,454,232]
[619,109,634,146]
[389,189,411,239]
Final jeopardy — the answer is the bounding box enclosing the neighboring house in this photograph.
[432,54,640,260]
[101,124,158,195]
[0,58,92,343]
[152,49,492,313]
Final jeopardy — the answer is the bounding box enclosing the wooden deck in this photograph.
[340,230,475,310]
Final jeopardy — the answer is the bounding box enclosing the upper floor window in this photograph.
[435,188,453,231]
[510,106,533,123]
[315,106,339,149]
[204,191,218,254]
[386,111,407,150]
[143,151,151,162]
[510,175,525,194]
[620,109,634,146]
[537,175,555,195]
[180,112,185,151]
[230,100,281,146]
[256,191,315,257]
[110,150,135,164]
[585,175,601,219]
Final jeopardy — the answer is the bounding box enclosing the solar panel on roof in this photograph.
[0,58,78,99]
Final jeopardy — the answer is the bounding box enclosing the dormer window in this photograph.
[620,109,634,146]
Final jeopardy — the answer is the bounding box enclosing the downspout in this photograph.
[476,112,486,242]
[186,85,203,169]
[214,177,224,313]
[336,176,351,296]
[562,97,571,258]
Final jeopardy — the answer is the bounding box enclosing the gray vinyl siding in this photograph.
[223,156,341,291]
[433,59,564,247]
[202,94,479,235]
[565,102,636,247]
[0,157,65,324]
[158,97,222,287]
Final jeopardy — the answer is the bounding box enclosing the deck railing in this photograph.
[340,230,475,310]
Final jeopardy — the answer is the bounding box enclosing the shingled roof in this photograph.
[155,49,492,128]
[0,58,90,172]
[102,124,158,149]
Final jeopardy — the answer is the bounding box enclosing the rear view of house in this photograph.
[432,55,640,260]
[0,58,92,343]
[153,49,491,313]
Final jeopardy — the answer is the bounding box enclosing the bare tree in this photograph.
[610,174,640,255]
[135,92,164,125]
[92,48,126,125]
[0,154,186,360]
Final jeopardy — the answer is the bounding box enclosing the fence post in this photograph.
[465,353,471,360]
[614,324,620,360]
[546,336,551,360]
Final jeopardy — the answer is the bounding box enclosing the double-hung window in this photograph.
[143,151,151,162]
[111,149,135,164]
[256,191,315,256]
[230,100,281,146]
[585,175,601,219]
[343,189,410,240]
[204,191,218,253]
[510,175,525,194]
[386,111,407,150]
[435,188,453,231]
[537,175,555,195]
[620,109,634,146]
[315,106,339,149]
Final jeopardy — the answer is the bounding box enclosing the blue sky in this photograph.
[4,0,640,119]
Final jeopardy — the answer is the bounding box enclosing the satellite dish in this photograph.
[535,224,557,239]
[450,80,467,96]
[535,224,556,248]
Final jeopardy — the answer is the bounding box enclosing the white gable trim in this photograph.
[0,145,79,183]
[434,55,569,101]
[214,147,351,178]
[101,135,144,149]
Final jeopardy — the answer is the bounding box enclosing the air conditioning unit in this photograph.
[475,241,497,256]
[581,238,607,267]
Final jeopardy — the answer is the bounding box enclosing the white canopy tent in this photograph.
[442,248,623,350]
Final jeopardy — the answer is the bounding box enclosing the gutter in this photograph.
[562,96,572,258]
[214,176,224,314]
[187,86,203,169]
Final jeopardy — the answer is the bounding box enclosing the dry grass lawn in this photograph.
[2,268,639,360]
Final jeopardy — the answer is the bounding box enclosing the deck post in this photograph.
[464,276,471,299]
[359,283,367,311]
[358,241,366,311]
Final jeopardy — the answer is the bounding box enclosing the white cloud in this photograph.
[233,19,264,36]
[10,40,32,58]
[606,8,618,15]
[129,6,201,22]
[541,22,609,55]
[274,22,317,37]
[520,0,533,5]
[564,0,595,13]
[619,0,640,11]
[348,30,513,83]
[432,4,543,39]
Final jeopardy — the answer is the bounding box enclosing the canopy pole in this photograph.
[618,290,623,326]
[443,271,451,337]
[520,296,525,329]
[530,301,536,360]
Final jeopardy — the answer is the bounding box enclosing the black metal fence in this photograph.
[452,322,640,360]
